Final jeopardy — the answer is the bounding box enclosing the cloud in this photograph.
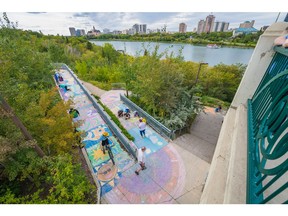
[5,12,288,36]
[26,12,47,14]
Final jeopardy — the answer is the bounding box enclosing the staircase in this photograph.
[200,104,247,204]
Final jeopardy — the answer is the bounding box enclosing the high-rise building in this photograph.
[197,19,205,34]
[132,24,147,34]
[132,24,140,34]
[223,22,229,32]
[103,28,110,34]
[179,23,187,33]
[139,24,147,34]
[240,20,255,28]
[284,13,288,22]
[212,21,229,32]
[75,29,85,36]
[213,21,220,32]
[69,27,76,36]
[204,14,215,33]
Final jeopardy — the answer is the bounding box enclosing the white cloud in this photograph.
[3,12,288,36]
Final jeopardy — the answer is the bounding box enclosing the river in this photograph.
[90,40,254,66]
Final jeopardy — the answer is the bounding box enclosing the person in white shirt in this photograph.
[135,146,146,175]
[138,118,146,138]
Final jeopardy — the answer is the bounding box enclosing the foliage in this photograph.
[93,95,135,141]
[200,96,231,110]
[0,154,96,204]
[0,13,96,204]
[200,63,246,102]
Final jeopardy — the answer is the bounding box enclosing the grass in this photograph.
[92,95,135,141]
[201,96,230,110]
[88,80,111,91]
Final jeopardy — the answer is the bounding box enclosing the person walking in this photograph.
[135,146,146,175]
[138,118,146,138]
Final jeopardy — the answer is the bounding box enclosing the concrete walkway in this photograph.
[173,107,224,163]
[83,81,223,204]
[61,76,223,204]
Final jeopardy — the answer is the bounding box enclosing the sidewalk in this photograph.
[99,91,211,204]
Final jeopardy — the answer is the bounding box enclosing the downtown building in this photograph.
[213,21,230,32]
[69,27,76,36]
[179,23,187,33]
[197,14,215,34]
[204,14,215,33]
[132,24,147,34]
[69,27,85,36]
[239,20,255,28]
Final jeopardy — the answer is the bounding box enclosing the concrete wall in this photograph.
[232,22,288,108]
[201,22,288,204]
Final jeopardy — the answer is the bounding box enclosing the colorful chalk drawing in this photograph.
[55,68,187,203]
[55,67,135,196]
[100,91,186,203]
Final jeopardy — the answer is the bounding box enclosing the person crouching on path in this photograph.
[135,146,146,175]
[138,118,146,138]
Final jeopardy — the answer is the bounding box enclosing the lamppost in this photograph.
[195,62,208,85]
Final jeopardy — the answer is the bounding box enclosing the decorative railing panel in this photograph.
[120,94,175,140]
[247,47,288,204]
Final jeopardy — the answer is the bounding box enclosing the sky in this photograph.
[4,12,287,36]
[2,0,287,36]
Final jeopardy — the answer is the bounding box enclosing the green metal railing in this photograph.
[247,47,288,204]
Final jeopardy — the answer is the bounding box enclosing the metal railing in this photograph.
[120,94,175,140]
[247,47,288,204]
[58,63,137,159]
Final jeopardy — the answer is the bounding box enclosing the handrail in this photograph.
[58,63,137,159]
[247,53,288,205]
[120,94,175,140]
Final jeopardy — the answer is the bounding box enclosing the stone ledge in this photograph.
[200,108,236,203]
[224,104,247,204]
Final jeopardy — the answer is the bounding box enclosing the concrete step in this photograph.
[200,107,236,203]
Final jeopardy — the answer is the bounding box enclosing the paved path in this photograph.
[81,80,107,97]
[173,107,224,163]
[55,68,134,197]
[56,73,222,204]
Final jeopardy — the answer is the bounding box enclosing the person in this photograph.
[58,75,64,82]
[101,131,110,154]
[59,84,70,93]
[215,105,222,113]
[54,72,59,83]
[101,132,115,165]
[138,118,146,138]
[69,108,80,119]
[133,111,140,118]
[124,108,130,114]
[118,109,124,117]
[135,146,147,175]
[123,108,131,120]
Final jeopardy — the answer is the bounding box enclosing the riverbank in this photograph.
[89,38,256,49]
[90,40,254,66]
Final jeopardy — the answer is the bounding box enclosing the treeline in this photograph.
[91,31,262,47]
[0,14,96,203]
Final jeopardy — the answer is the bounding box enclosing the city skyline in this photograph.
[4,12,287,36]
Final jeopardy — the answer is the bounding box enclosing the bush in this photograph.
[93,95,135,141]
